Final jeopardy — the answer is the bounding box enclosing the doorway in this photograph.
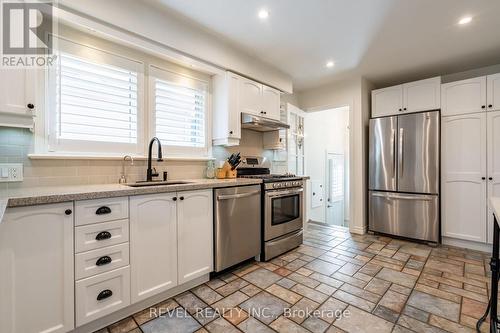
[304,106,350,228]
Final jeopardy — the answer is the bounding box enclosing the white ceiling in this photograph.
[148,0,500,91]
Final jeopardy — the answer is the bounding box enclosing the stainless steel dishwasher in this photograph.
[214,185,261,272]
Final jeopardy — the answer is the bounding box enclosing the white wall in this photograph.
[59,0,293,93]
[305,107,349,223]
[297,77,373,234]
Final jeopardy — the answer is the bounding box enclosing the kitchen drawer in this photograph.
[75,197,129,226]
[75,219,129,253]
[76,266,130,326]
[75,243,130,280]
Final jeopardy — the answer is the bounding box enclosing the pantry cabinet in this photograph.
[487,111,500,243]
[371,77,440,117]
[177,189,213,284]
[213,71,281,146]
[441,113,487,242]
[0,202,74,333]
[130,193,178,303]
[487,73,500,111]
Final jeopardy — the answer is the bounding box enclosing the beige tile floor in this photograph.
[98,223,493,333]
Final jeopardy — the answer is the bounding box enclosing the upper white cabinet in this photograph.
[262,85,281,120]
[213,71,282,146]
[372,85,403,117]
[0,202,74,333]
[130,193,178,304]
[403,77,441,113]
[177,189,213,284]
[487,73,500,111]
[441,77,487,116]
[0,68,36,128]
[441,113,487,243]
[371,77,441,117]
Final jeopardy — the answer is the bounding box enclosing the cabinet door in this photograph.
[130,193,177,303]
[403,77,441,113]
[487,111,500,243]
[227,73,241,140]
[371,85,403,117]
[238,77,263,116]
[441,77,487,116]
[0,68,35,116]
[262,85,281,120]
[0,203,74,333]
[177,189,213,284]
[442,113,486,242]
[487,73,500,111]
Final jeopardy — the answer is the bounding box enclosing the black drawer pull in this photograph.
[96,206,112,215]
[97,289,113,301]
[96,256,112,266]
[95,231,112,241]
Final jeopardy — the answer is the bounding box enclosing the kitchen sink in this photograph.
[125,180,192,187]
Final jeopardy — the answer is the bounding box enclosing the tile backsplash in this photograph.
[0,127,288,190]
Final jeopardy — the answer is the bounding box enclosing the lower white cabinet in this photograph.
[130,193,178,303]
[0,202,74,333]
[487,111,500,243]
[177,189,213,284]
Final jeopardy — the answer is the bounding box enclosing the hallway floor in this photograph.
[99,224,491,333]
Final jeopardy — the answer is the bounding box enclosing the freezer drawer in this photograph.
[369,191,439,242]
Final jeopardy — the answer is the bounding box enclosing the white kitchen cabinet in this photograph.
[442,113,487,242]
[441,77,487,116]
[372,77,441,118]
[371,85,403,117]
[262,86,281,120]
[403,77,441,113]
[177,189,213,284]
[487,111,500,243]
[130,193,178,303]
[0,68,36,128]
[0,202,74,333]
[239,76,263,116]
[487,73,500,111]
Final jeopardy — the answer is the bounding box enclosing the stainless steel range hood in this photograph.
[241,113,290,132]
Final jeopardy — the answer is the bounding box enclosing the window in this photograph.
[150,66,209,155]
[48,36,144,154]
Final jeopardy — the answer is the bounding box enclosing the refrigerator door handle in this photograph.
[392,129,397,176]
[371,192,435,201]
[399,128,404,177]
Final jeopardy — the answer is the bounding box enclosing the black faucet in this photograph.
[146,137,163,181]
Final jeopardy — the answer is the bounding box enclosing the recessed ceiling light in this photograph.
[458,16,472,25]
[326,61,335,68]
[258,9,269,19]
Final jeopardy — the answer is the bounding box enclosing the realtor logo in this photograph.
[1,0,56,67]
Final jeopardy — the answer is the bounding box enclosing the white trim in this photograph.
[27,153,215,161]
[442,236,491,253]
[349,224,367,235]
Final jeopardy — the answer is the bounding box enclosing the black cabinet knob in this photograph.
[398,108,402,111]
[403,108,407,111]
[172,197,177,201]
[229,131,233,135]
[65,209,72,215]
[489,105,494,108]
[96,206,112,215]
[97,289,113,301]
[489,177,493,181]
[96,256,112,266]
[482,105,486,109]
[482,177,486,180]
[27,103,34,109]
[95,231,112,241]
[180,196,184,201]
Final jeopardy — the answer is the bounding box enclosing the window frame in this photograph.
[148,64,211,157]
[46,35,146,156]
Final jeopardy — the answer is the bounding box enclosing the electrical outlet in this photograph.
[0,163,23,182]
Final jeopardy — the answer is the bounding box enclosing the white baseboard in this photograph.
[442,237,492,253]
[349,224,367,235]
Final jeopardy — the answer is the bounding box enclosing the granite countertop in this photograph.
[0,178,263,221]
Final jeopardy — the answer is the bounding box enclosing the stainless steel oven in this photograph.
[265,186,303,241]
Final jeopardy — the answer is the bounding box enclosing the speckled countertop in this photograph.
[0,178,263,221]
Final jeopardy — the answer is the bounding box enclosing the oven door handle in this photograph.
[217,190,261,201]
[267,188,303,197]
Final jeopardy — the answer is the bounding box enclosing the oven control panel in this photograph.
[265,180,303,190]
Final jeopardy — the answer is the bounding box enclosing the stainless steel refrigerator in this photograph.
[368,110,440,243]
